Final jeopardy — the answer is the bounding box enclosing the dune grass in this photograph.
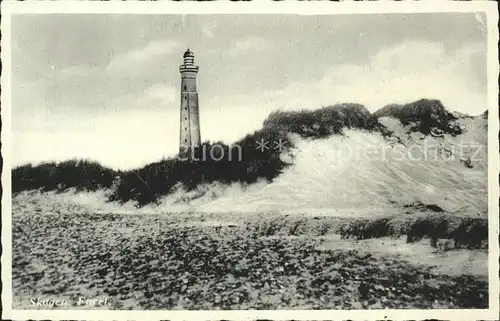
[374,99,463,136]
[263,103,380,138]
[12,159,118,194]
[338,213,487,250]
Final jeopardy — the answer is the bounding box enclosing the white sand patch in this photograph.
[318,235,488,276]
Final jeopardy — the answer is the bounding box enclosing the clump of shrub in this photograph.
[12,159,118,194]
[339,218,396,240]
[374,99,462,136]
[406,215,452,247]
[264,103,381,139]
[403,201,444,213]
[407,215,488,249]
[338,213,488,250]
[446,217,487,249]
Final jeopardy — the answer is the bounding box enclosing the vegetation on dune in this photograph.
[374,99,463,136]
[109,126,292,206]
[12,159,118,194]
[338,214,488,250]
[339,218,396,240]
[402,201,444,213]
[225,210,488,251]
[264,103,381,138]
[406,216,488,249]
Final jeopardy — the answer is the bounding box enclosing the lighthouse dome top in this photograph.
[183,49,194,58]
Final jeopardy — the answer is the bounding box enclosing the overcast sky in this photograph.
[11,13,487,169]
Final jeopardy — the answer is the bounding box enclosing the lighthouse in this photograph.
[179,49,201,154]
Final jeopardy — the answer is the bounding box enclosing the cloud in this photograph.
[13,83,181,169]
[60,64,99,78]
[474,12,487,31]
[136,83,177,107]
[228,37,273,56]
[144,83,176,101]
[12,40,487,170]
[17,41,182,120]
[14,108,179,170]
[218,40,486,115]
[202,22,217,39]
[107,40,180,72]
[321,40,486,114]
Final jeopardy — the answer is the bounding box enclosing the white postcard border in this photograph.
[1,1,498,320]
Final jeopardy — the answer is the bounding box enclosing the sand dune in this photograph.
[131,115,486,216]
[21,114,486,218]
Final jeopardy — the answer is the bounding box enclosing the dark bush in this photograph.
[338,213,487,250]
[450,217,488,249]
[339,218,395,240]
[12,159,118,194]
[406,215,450,246]
[264,103,379,139]
[374,99,462,136]
[406,215,487,249]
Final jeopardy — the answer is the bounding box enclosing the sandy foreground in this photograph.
[11,191,488,310]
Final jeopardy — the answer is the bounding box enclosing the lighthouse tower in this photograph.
[179,49,201,154]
